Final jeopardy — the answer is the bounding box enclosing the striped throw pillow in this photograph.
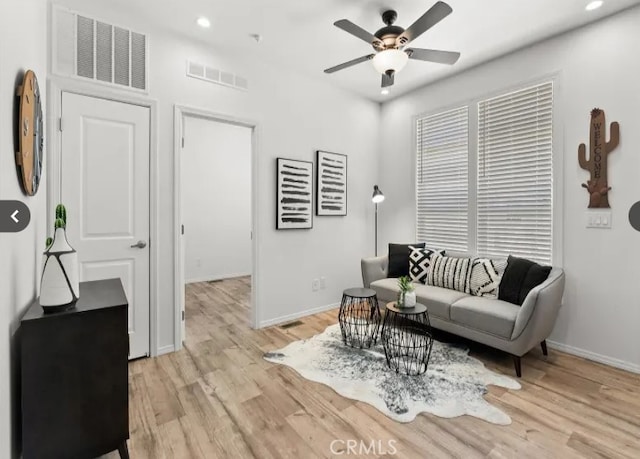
[427,254,472,293]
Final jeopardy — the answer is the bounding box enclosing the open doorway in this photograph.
[175,108,257,345]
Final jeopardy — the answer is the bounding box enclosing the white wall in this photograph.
[51,0,381,349]
[0,0,48,456]
[379,6,640,371]
[182,117,252,283]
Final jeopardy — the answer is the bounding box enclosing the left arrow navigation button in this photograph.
[0,201,31,232]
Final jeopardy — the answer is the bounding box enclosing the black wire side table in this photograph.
[338,288,381,349]
[381,302,433,376]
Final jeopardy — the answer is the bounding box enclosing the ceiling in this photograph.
[105,0,640,102]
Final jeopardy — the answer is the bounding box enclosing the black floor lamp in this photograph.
[372,185,385,256]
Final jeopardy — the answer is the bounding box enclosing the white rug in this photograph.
[264,323,520,425]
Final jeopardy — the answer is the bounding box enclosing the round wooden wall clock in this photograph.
[16,70,44,196]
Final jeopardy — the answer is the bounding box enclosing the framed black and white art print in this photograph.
[276,158,313,230]
[316,150,347,216]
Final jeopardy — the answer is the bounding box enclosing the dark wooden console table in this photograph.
[21,278,130,459]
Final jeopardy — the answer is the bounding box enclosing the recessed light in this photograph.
[196,17,211,28]
[381,89,389,95]
[585,1,603,11]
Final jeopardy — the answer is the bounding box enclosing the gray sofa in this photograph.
[361,255,565,377]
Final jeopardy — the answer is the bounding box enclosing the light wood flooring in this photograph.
[105,277,640,458]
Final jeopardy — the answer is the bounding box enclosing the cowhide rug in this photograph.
[264,323,520,425]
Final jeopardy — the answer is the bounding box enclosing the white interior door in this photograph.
[61,92,150,359]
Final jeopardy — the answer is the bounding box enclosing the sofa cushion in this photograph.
[498,255,552,305]
[450,296,520,339]
[408,246,445,284]
[388,243,425,278]
[468,258,508,299]
[369,279,468,319]
[427,254,472,293]
[414,284,469,319]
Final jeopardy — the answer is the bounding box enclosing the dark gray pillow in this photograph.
[518,263,552,305]
[387,243,425,278]
[498,255,551,305]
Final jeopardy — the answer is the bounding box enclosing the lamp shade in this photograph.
[372,49,409,75]
[372,185,385,203]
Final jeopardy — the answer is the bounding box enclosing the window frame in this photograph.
[415,105,470,253]
[413,73,564,266]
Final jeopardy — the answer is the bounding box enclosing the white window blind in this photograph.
[477,81,553,264]
[416,106,469,252]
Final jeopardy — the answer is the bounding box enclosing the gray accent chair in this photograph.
[361,255,565,377]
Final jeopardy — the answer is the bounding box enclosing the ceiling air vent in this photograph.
[186,60,249,91]
[52,5,148,92]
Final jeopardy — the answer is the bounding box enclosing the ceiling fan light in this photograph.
[372,49,409,74]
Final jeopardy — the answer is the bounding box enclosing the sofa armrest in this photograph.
[361,256,388,288]
[511,267,565,341]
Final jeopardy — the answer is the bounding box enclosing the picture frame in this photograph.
[316,150,347,216]
[276,158,313,230]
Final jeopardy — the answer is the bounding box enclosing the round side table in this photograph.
[381,302,433,376]
[338,288,381,349]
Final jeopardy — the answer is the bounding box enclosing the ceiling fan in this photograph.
[324,1,460,89]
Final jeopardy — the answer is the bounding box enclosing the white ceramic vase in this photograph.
[404,290,417,308]
[40,227,80,309]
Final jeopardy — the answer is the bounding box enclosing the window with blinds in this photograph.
[416,106,469,252]
[477,81,553,264]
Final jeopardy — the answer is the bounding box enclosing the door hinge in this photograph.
[181,224,185,235]
[182,310,185,321]
[58,117,63,132]
[181,137,185,148]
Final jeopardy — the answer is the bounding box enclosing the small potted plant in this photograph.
[397,276,417,308]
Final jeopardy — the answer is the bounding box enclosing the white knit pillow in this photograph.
[468,258,508,298]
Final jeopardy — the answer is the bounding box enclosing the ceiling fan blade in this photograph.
[382,72,395,88]
[324,54,375,74]
[407,48,460,65]
[397,1,453,47]
[334,19,383,47]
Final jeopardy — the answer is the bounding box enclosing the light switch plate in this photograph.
[586,211,612,229]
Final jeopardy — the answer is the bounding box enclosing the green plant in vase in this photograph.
[397,276,416,308]
[40,203,80,310]
[55,204,67,227]
[44,205,67,249]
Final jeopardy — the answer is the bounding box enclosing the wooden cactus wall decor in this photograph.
[579,108,620,208]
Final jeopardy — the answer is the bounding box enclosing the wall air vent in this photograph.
[52,5,148,92]
[186,60,249,91]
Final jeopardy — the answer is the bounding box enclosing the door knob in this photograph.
[130,240,147,249]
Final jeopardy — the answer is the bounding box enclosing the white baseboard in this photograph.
[157,344,175,356]
[259,302,340,328]
[186,273,251,284]
[547,340,640,374]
